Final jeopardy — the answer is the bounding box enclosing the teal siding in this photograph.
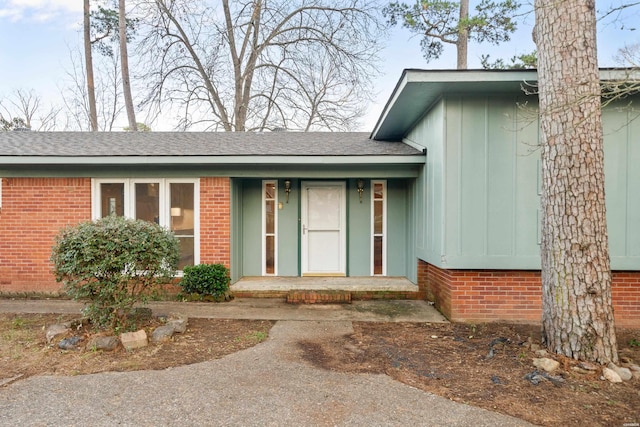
[404,100,445,265]
[408,94,640,271]
[277,179,300,276]
[348,179,370,276]
[240,180,262,276]
[387,180,408,276]
[230,179,243,283]
[603,105,640,268]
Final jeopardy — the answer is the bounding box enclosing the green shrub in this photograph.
[51,215,180,330]
[180,263,230,300]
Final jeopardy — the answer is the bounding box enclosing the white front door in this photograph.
[301,181,346,276]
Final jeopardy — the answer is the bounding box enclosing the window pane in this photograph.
[374,183,384,200]
[170,183,194,235]
[135,183,160,224]
[265,183,276,199]
[373,236,383,275]
[177,237,195,270]
[374,200,383,234]
[266,200,275,234]
[265,235,275,274]
[100,183,124,217]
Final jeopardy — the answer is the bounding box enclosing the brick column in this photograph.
[199,177,231,269]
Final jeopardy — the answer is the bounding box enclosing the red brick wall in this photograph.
[612,272,640,328]
[199,177,231,268]
[0,178,91,292]
[0,176,233,293]
[419,260,640,328]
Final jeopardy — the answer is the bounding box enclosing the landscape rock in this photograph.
[533,357,560,373]
[577,361,599,371]
[120,329,148,350]
[571,366,594,375]
[523,370,564,386]
[46,324,69,344]
[88,335,120,351]
[607,362,632,381]
[620,356,633,365]
[625,364,640,372]
[151,325,175,343]
[602,367,622,383]
[534,349,549,357]
[58,336,83,350]
[167,317,188,334]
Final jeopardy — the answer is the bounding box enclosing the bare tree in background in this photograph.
[62,47,125,131]
[119,0,137,130]
[136,0,383,131]
[0,89,61,131]
[84,0,99,131]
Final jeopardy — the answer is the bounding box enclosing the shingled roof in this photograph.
[0,132,422,157]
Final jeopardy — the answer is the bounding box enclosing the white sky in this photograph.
[0,0,638,131]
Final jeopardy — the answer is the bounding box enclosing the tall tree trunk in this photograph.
[456,0,469,69]
[534,0,618,364]
[119,0,137,131]
[84,0,98,131]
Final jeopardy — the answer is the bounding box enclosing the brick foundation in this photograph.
[0,178,92,292]
[287,291,352,304]
[418,260,640,328]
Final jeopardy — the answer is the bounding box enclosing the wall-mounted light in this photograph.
[357,179,365,203]
[284,179,291,203]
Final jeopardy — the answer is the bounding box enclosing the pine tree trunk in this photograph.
[119,0,137,131]
[534,0,618,364]
[456,0,469,69]
[84,0,98,131]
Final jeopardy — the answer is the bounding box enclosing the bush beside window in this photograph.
[51,215,180,330]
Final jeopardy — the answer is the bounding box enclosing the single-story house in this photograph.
[1,69,638,327]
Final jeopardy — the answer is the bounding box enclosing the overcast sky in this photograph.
[0,0,638,131]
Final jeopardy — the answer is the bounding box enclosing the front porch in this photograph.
[231,276,424,301]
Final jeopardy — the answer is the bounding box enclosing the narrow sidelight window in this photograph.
[372,180,386,275]
[170,182,195,270]
[263,180,277,275]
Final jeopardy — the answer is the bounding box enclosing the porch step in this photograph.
[287,291,351,304]
[230,277,425,301]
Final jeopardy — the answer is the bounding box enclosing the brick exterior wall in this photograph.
[199,177,231,268]
[0,176,233,294]
[418,260,640,328]
[0,178,91,292]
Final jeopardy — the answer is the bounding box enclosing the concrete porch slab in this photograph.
[231,276,418,292]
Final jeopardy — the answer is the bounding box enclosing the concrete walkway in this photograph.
[0,298,449,322]
[0,300,532,426]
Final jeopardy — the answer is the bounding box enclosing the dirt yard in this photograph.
[1,313,638,427]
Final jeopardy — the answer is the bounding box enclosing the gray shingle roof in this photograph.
[0,132,421,157]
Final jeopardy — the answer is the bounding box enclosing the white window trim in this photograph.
[91,178,200,269]
[262,180,278,276]
[371,180,387,276]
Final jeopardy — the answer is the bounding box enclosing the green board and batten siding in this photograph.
[405,94,640,271]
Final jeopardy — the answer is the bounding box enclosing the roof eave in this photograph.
[0,154,426,166]
[370,68,640,142]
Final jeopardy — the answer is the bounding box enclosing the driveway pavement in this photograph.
[0,300,532,426]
